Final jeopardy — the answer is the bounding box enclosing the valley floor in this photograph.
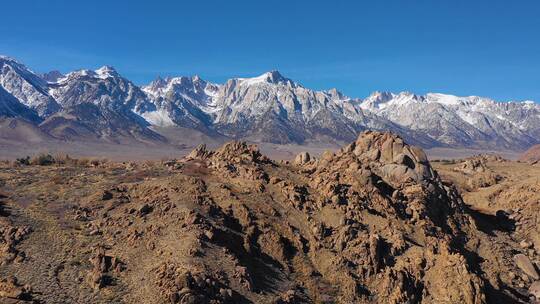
[0,139,523,162]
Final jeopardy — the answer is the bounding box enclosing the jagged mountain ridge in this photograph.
[0,56,60,117]
[0,55,538,150]
[0,56,163,143]
[361,92,540,149]
[0,86,41,123]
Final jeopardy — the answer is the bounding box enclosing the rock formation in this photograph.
[0,131,537,303]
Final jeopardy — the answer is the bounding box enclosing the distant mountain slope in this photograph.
[45,66,164,143]
[360,92,540,150]
[0,117,51,143]
[0,55,538,151]
[0,86,41,123]
[0,56,60,116]
[141,71,448,147]
[142,75,217,130]
[211,71,364,143]
[0,57,164,143]
[40,103,164,143]
[519,144,540,162]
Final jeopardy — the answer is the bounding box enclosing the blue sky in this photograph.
[1,0,539,101]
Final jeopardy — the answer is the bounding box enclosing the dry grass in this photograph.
[10,153,110,168]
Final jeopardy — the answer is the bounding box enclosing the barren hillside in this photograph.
[0,132,538,303]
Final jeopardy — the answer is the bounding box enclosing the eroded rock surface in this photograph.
[0,131,536,303]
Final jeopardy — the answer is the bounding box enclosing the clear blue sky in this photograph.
[1,0,539,101]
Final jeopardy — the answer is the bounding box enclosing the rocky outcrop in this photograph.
[88,246,124,290]
[455,158,488,174]
[186,144,212,160]
[155,264,236,303]
[0,194,31,265]
[0,276,31,300]
[2,130,534,303]
[530,281,540,301]
[184,141,272,182]
[451,156,504,190]
[293,151,311,165]
[514,254,539,280]
[174,131,485,302]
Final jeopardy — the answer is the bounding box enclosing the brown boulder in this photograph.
[293,152,311,165]
[186,144,212,160]
[514,254,540,280]
[351,131,434,182]
[0,276,30,299]
[530,281,540,300]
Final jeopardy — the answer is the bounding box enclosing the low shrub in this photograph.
[30,154,56,166]
[15,156,30,166]
[53,153,76,165]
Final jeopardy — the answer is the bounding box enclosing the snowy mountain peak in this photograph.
[0,55,42,80]
[327,88,345,100]
[425,93,471,106]
[360,91,395,109]
[238,70,295,87]
[146,76,168,92]
[95,65,120,79]
[264,70,286,82]
[398,91,420,98]
[372,91,394,100]
[0,55,539,150]
[60,66,123,82]
[0,55,27,67]
[41,70,64,83]
[161,75,219,95]
[61,69,95,80]
[0,55,18,63]
[0,55,59,116]
[362,91,434,110]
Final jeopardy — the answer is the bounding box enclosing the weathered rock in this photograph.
[186,144,212,160]
[351,131,434,183]
[88,246,120,289]
[455,158,488,174]
[4,131,534,303]
[520,240,533,249]
[530,281,540,300]
[0,276,30,299]
[514,254,540,280]
[294,152,311,165]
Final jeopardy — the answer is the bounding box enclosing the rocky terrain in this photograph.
[0,131,539,303]
[1,55,539,152]
[433,155,540,303]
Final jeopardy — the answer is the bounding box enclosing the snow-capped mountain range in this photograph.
[0,55,538,150]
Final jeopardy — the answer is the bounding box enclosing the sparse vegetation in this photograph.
[52,153,75,165]
[30,153,55,166]
[15,156,30,166]
[430,158,458,164]
[10,154,111,168]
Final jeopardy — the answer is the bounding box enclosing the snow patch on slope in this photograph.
[138,109,175,127]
